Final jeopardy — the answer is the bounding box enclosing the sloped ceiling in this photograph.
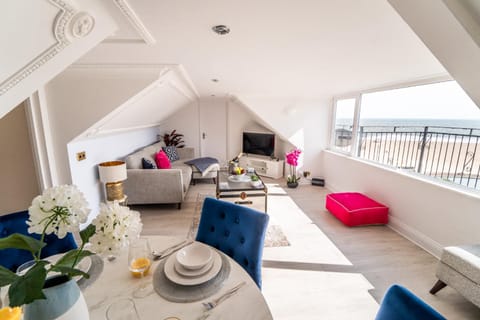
[388,0,480,107]
[73,65,198,140]
[77,0,446,102]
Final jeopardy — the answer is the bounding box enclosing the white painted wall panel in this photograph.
[68,127,158,223]
[322,150,480,257]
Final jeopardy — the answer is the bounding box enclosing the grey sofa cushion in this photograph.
[126,142,164,169]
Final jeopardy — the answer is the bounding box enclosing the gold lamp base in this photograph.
[105,181,125,201]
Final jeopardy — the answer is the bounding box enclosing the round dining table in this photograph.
[83,235,273,320]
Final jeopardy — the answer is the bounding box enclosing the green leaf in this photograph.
[79,224,96,244]
[8,261,48,306]
[0,265,18,286]
[54,249,93,269]
[0,233,45,254]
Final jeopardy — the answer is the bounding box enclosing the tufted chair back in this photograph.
[196,198,269,288]
[0,210,78,272]
[375,285,446,320]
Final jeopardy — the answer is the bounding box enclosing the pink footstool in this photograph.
[325,192,389,227]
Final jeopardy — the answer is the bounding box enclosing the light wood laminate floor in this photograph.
[134,178,480,319]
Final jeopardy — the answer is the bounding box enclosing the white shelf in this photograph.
[239,156,284,179]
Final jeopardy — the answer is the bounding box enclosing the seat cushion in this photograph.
[441,245,480,284]
[325,192,389,227]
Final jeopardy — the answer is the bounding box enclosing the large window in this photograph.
[332,98,356,153]
[332,80,480,190]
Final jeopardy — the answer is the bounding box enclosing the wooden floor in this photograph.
[134,178,480,319]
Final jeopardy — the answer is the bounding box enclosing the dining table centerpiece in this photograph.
[0,184,142,320]
[285,148,302,188]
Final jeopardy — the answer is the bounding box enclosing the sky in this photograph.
[336,81,480,120]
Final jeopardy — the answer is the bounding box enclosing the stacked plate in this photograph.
[164,243,222,286]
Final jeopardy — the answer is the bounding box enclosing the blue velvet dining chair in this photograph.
[375,284,446,320]
[0,210,78,272]
[196,197,269,288]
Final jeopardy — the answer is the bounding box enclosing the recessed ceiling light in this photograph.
[212,25,230,35]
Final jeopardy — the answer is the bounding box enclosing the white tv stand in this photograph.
[239,156,284,179]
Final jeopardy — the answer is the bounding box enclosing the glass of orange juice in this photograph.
[0,307,22,320]
[128,238,152,298]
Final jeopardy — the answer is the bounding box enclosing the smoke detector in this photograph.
[212,25,230,35]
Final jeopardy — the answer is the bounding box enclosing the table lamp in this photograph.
[98,161,127,201]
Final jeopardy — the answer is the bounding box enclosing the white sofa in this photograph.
[123,142,194,209]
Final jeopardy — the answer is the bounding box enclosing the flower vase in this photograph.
[287,181,298,188]
[24,275,89,320]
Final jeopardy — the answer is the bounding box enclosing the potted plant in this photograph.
[161,129,185,148]
[250,174,262,187]
[285,148,302,188]
[0,185,142,319]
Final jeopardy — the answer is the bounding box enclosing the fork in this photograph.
[202,281,246,311]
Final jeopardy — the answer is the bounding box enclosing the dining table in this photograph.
[83,235,273,320]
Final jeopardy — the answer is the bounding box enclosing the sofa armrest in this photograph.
[177,147,194,160]
[124,169,185,204]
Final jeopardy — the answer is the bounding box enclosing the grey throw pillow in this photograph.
[162,146,179,161]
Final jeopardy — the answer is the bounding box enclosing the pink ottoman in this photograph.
[325,192,388,227]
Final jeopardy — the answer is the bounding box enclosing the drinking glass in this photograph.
[105,298,140,320]
[128,238,152,298]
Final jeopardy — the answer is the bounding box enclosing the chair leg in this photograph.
[430,280,447,294]
[212,178,216,184]
[177,203,182,210]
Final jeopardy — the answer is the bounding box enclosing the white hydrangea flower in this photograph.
[27,185,90,239]
[89,202,143,255]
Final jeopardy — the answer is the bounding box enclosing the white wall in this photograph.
[238,96,331,178]
[162,97,292,166]
[67,127,159,222]
[44,68,159,185]
[322,150,480,257]
[160,101,201,157]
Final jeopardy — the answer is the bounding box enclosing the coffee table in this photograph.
[216,169,268,212]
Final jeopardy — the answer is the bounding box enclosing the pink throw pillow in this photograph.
[155,150,171,169]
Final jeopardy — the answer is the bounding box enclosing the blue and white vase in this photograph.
[24,275,89,320]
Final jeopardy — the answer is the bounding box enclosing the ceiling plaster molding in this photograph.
[0,0,81,96]
[112,0,156,45]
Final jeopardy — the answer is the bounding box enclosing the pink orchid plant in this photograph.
[285,148,302,183]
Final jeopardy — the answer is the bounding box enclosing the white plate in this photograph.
[164,250,222,286]
[45,253,92,281]
[174,259,213,277]
[176,242,213,270]
[228,175,251,183]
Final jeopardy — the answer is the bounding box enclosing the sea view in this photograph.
[335,118,480,191]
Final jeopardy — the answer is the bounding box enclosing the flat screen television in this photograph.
[242,132,275,157]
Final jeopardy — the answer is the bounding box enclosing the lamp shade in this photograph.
[98,161,127,183]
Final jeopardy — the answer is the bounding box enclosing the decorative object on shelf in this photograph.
[0,185,142,316]
[98,161,127,201]
[250,175,262,187]
[285,148,302,188]
[303,171,311,178]
[161,129,185,148]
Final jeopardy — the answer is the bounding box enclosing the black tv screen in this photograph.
[242,132,275,157]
